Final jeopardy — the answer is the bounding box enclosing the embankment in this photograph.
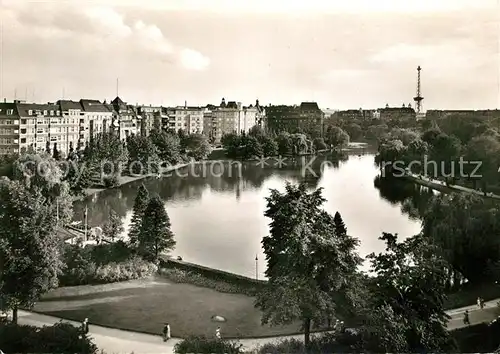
[159,256,268,294]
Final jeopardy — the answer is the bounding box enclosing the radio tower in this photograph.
[413,66,424,114]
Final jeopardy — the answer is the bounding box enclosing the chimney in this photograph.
[184,100,187,108]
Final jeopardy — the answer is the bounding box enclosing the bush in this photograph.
[60,243,157,286]
[0,322,98,354]
[256,334,354,354]
[174,336,243,354]
[313,137,328,151]
[158,268,257,295]
[103,175,120,188]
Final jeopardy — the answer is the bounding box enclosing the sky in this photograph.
[0,0,499,110]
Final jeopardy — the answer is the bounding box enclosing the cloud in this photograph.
[180,49,211,71]
[6,3,209,71]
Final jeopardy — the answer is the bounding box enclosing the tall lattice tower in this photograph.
[413,66,424,114]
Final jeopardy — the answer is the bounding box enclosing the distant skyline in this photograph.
[1,0,499,110]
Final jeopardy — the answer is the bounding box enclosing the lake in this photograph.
[74,149,432,279]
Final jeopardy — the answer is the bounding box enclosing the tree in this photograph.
[0,178,64,323]
[128,184,149,247]
[12,153,73,224]
[464,134,500,192]
[138,195,176,261]
[260,136,278,157]
[275,132,293,156]
[126,134,161,175]
[313,137,327,151]
[84,132,128,179]
[150,129,182,164]
[241,136,263,159]
[248,125,265,138]
[361,233,455,353]
[421,192,500,284]
[256,183,361,349]
[52,143,61,160]
[325,126,350,149]
[103,209,124,242]
[185,133,212,160]
[45,141,51,154]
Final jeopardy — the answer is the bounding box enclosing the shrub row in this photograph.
[60,242,158,286]
[158,268,258,295]
[173,333,358,354]
[0,322,97,354]
[174,336,243,354]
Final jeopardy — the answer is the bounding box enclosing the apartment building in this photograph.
[137,105,163,136]
[109,97,138,141]
[80,99,113,139]
[168,103,205,134]
[0,102,20,155]
[207,98,262,143]
[266,101,324,137]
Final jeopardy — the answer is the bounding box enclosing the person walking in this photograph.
[215,326,221,340]
[463,310,470,326]
[477,297,482,309]
[480,297,485,309]
[81,318,89,335]
[162,323,171,342]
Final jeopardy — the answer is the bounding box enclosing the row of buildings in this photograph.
[0,97,266,156]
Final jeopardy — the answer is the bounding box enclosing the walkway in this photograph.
[407,173,500,200]
[16,298,500,354]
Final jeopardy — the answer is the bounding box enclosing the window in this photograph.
[43,110,47,116]
[50,136,57,142]
[6,109,13,115]
[49,110,53,116]
[21,119,26,125]
[20,138,26,143]
[20,129,26,134]
[37,129,44,134]
[28,110,32,116]
[56,110,60,116]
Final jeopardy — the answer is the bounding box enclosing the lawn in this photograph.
[33,276,303,339]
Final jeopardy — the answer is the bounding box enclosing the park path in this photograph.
[407,173,500,200]
[16,298,500,354]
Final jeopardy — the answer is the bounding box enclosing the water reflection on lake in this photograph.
[75,152,430,278]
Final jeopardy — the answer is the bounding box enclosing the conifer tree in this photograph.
[138,195,175,261]
[128,184,149,246]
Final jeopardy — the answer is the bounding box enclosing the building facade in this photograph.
[266,102,324,137]
[109,97,138,141]
[0,102,20,155]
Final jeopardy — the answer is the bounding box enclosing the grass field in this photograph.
[33,276,303,339]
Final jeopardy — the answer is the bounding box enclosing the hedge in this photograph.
[0,322,97,354]
[174,336,243,354]
[60,243,157,286]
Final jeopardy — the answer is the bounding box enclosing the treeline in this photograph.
[221,126,350,160]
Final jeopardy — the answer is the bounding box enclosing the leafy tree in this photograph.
[325,126,350,149]
[275,132,293,156]
[45,141,51,154]
[256,183,361,348]
[138,195,176,261]
[12,153,73,224]
[63,160,93,196]
[248,125,265,138]
[361,233,455,353]
[260,136,278,157]
[0,178,64,323]
[464,134,500,192]
[150,129,182,164]
[313,137,327,151]
[103,209,124,242]
[0,154,16,178]
[421,127,441,146]
[344,123,363,141]
[126,134,161,175]
[84,132,128,179]
[184,133,212,160]
[128,184,150,247]
[241,136,263,159]
[421,192,500,284]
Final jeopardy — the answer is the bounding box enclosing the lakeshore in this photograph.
[405,173,500,200]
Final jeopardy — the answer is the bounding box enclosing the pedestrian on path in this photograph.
[81,318,89,335]
[480,297,485,309]
[215,326,221,340]
[162,323,171,342]
[463,310,470,326]
[477,297,482,309]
